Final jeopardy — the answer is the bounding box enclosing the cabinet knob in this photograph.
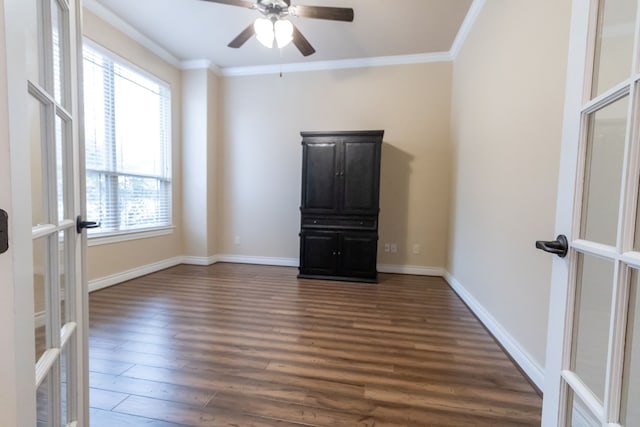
[313,220,318,224]
[332,251,337,255]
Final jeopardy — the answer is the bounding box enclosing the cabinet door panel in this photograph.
[300,232,338,276]
[342,142,380,213]
[340,233,378,279]
[302,143,338,212]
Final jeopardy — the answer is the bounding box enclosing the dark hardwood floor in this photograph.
[88,263,542,426]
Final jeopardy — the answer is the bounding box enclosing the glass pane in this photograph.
[592,0,637,98]
[117,175,170,230]
[34,236,49,363]
[59,229,68,327]
[581,96,628,246]
[85,170,105,231]
[114,66,167,177]
[61,344,69,426]
[573,252,614,403]
[29,95,46,227]
[51,0,64,105]
[621,270,640,426]
[567,389,600,427]
[631,159,640,249]
[56,114,66,222]
[37,373,50,427]
[83,48,109,172]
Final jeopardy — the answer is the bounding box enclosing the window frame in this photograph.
[82,38,173,245]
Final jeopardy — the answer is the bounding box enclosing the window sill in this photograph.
[87,226,175,247]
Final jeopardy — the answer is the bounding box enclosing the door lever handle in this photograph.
[0,209,8,254]
[535,234,568,258]
[76,216,101,233]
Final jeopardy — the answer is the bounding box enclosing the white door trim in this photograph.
[541,0,591,425]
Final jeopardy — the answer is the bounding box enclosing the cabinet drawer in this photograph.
[302,216,377,230]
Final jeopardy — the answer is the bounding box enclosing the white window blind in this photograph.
[83,44,172,236]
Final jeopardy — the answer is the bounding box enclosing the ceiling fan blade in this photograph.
[292,24,315,57]
[228,23,255,48]
[199,0,255,9]
[290,5,354,22]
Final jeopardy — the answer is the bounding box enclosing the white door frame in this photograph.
[1,0,40,425]
[0,1,31,423]
[0,0,88,425]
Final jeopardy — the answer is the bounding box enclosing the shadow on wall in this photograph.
[378,142,413,264]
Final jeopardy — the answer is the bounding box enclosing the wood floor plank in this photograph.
[88,263,542,426]
[114,395,308,427]
[90,407,187,426]
[89,388,129,411]
[89,358,135,376]
[89,372,214,407]
[205,391,404,427]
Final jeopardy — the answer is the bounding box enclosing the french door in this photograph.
[1,0,88,425]
[543,0,640,426]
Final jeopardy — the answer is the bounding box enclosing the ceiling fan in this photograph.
[199,0,355,56]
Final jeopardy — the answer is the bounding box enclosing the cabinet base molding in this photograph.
[297,273,377,284]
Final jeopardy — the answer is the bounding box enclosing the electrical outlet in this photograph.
[390,243,397,253]
[384,243,390,252]
[412,244,421,254]
[234,236,241,245]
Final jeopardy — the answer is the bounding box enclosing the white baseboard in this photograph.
[443,271,545,390]
[88,256,183,293]
[378,264,444,276]
[181,255,218,266]
[215,254,299,267]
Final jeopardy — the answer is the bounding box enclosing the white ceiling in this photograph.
[87,0,474,70]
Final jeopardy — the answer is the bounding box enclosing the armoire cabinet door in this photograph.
[299,231,338,276]
[340,232,378,279]
[342,141,381,214]
[301,142,339,213]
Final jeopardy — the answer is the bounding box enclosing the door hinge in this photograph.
[0,209,8,254]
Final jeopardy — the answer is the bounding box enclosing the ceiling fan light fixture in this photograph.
[274,19,293,48]
[254,17,274,48]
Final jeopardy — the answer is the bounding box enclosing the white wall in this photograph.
[219,63,453,269]
[182,68,220,260]
[447,0,572,381]
[208,71,220,256]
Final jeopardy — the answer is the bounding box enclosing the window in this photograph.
[83,43,171,238]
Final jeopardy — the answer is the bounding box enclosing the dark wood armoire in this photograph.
[298,130,383,283]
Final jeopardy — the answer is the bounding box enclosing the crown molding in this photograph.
[82,0,182,68]
[220,51,453,77]
[181,59,212,70]
[450,0,486,59]
[180,59,222,75]
[83,0,483,76]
